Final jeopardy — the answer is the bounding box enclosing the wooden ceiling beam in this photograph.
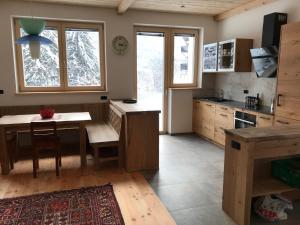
[214,0,278,22]
[118,0,136,14]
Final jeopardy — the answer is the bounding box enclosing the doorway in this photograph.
[135,27,169,132]
[134,26,200,133]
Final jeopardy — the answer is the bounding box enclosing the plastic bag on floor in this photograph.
[253,194,293,222]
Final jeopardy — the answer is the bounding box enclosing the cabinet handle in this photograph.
[277,94,283,106]
[220,113,228,117]
[276,120,289,125]
[206,104,212,107]
[221,107,228,110]
[259,116,271,120]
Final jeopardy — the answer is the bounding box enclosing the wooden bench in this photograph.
[86,104,123,168]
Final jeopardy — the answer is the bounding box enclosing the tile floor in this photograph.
[143,134,300,225]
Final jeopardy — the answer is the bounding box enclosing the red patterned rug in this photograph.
[0,184,125,225]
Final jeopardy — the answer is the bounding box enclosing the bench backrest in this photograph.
[108,105,123,135]
[0,103,108,122]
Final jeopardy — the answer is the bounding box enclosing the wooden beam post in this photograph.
[214,0,278,22]
[118,0,136,14]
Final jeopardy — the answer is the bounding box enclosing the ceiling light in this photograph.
[15,18,54,59]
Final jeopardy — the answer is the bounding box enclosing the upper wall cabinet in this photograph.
[218,39,253,72]
[203,38,253,73]
[203,43,218,72]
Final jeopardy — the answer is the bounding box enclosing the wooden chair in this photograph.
[30,121,61,178]
[86,104,123,168]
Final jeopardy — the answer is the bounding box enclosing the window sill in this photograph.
[15,90,108,95]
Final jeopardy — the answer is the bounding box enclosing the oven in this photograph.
[234,110,256,129]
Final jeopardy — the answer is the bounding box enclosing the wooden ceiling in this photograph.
[22,0,276,21]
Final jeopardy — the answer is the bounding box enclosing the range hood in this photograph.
[250,47,278,78]
[251,13,287,78]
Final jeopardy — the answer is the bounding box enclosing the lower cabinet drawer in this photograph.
[214,111,234,146]
[274,116,300,126]
[214,126,226,145]
[215,111,234,128]
[257,113,274,127]
[216,104,234,115]
[202,121,215,140]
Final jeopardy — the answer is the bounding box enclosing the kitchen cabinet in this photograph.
[203,39,253,73]
[199,101,216,140]
[110,101,159,172]
[193,99,275,146]
[275,22,300,123]
[218,39,253,72]
[203,43,218,72]
[223,125,300,225]
[214,105,234,145]
[256,113,274,127]
[192,100,215,140]
[193,100,233,145]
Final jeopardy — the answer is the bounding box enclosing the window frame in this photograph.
[14,18,106,93]
[169,28,200,88]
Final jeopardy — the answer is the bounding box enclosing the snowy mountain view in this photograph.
[20,27,101,88]
[65,29,101,87]
[21,28,60,87]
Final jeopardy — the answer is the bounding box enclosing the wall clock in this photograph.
[112,35,129,55]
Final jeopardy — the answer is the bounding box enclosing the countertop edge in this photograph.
[193,98,273,116]
[110,100,161,114]
[225,125,300,142]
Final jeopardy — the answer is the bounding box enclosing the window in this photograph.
[171,29,199,87]
[20,27,60,88]
[14,19,106,92]
[134,27,200,93]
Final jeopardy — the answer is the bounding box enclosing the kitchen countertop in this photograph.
[193,97,273,115]
[110,100,161,114]
[225,125,300,142]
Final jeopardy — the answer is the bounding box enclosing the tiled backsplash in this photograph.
[214,72,277,107]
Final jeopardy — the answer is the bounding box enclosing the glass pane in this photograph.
[173,34,195,84]
[203,43,218,71]
[137,33,165,131]
[218,41,235,70]
[21,28,60,87]
[65,29,101,87]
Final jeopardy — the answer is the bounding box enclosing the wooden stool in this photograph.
[30,121,61,178]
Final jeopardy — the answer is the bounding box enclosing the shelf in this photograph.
[252,178,296,197]
[220,55,233,57]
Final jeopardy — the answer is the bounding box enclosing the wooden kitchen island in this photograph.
[223,125,300,225]
[110,100,160,172]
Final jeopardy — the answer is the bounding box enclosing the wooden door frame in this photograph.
[169,28,200,88]
[133,26,170,133]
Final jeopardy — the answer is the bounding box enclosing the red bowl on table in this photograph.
[40,107,55,119]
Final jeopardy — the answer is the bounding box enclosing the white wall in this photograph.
[0,0,217,106]
[168,89,193,134]
[215,0,300,106]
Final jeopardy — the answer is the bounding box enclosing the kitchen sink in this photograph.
[204,97,232,103]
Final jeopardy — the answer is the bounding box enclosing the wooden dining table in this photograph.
[0,112,91,175]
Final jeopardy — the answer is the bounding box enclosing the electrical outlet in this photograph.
[0,90,4,94]
[243,90,249,94]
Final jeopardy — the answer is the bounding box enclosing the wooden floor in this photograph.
[0,155,176,225]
